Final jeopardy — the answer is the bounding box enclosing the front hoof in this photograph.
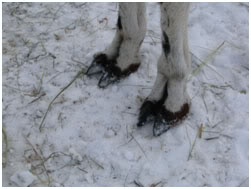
[98,72,120,88]
[153,104,189,136]
[86,54,108,77]
[98,63,140,88]
[98,63,122,88]
[86,61,103,77]
[153,116,171,137]
[137,100,158,127]
[87,53,141,88]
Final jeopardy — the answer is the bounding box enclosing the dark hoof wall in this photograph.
[87,53,140,89]
[86,54,119,88]
[137,82,168,127]
[153,103,190,136]
[153,118,171,137]
[86,61,103,77]
[98,72,119,88]
[86,54,108,77]
[137,101,156,127]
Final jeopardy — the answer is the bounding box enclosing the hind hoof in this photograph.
[153,104,189,136]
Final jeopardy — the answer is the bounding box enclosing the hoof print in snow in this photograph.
[87,53,140,88]
[153,103,189,136]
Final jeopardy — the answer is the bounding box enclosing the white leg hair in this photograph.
[103,30,122,60]
[148,3,191,112]
[117,3,147,70]
[103,3,147,70]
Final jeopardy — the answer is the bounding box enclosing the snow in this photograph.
[10,170,36,187]
[2,2,249,187]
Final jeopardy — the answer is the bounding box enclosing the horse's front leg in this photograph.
[138,3,191,136]
[87,3,147,88]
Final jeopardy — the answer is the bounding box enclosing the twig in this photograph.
[150,181,162,187]
[134,180,144,187]
[124,165,132,186]
[53,3,67,20]
[88,156,104,170]
[3,84,24,93]
[131,134,148,159]
[118,84,151,88]
[238,177,249,187]
[47,72,64,83]
[220,134,233,139]
[212,120,224,128]
[202,130,233,139]
[28,92,46,105]
[117,137,133,148]
[24,72,45,98]
[204,136,219,141]
[39,68,86,132]
[42,151,66,163]
[121,111,137,116]
[71,56,88,66]
[77,167,88,173]
[201,90,208,114]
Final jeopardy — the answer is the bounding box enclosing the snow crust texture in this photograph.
[2,2,249,187]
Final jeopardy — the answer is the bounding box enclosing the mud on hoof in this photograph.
[153,103,189,136]
[86,53,140,88]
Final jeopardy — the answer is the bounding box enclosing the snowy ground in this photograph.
[2,2,249,187]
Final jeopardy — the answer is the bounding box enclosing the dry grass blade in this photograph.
[28,92,46,105]
[238,177,249,187]
[117,136,133,148]
[24,136,51,186]
[187,127,199,161]
[198,124,203,139]
[2,127,8,168]
[191,41,225,77]
[124,165,132,186]
[88,156,104,170]
[150,181,162,187]
[191,52,224,80]
[39,68,86,132]
[77,167,88,173]
[201,91,208,114]
[134,180,144,187]
[130,134,148,159]
[204,137,219,141]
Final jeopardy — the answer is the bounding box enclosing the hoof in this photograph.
[137,101,157,127]
[87,53,140,89]
[86,60,104,77]
[86,54,111,77]
[153,116,172,137]
[137,83,168,127]
[153,103,189,136]
[98,71,120,88]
